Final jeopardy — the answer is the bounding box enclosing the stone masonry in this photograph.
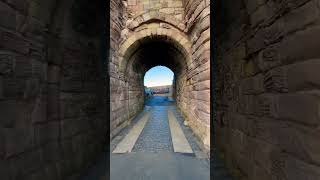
[0,0,107,180]
[1,0,320,179]
[214,0,320,179]
[110,0,211,151]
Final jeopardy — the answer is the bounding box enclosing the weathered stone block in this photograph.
[256,46,281,71]
[284,154,320,180]
[255,94,277,117]
[9,149,42,179]
[251,138,279,174]
[6,0,29,12]
[193,80,210,91]
[43,163,59,180]
[246,1,320,55]
[32,59,47,82]
[247,117,287,145]
[250,3,274,27]
[0,2,17,30]
[3,127,34,158]
[60,118,90,138]
[0,75,3,99]
[238,95,256,115]
[279,26,320,64]
[60,80,82,92]
[276,94,320,125]
[245,0,267,14]
[41,141,61,163]
[24,78,41,100]
[264,67,288,93]
[0,100,29,128]
[0,159,11,180]
[0,51,15,76]
[243,60,259,77]
[159,8,174,14]
[195,109,210,125]
[241,74,264,95]
[278,126,320,165]
[31,94,47,123]
[34,122,59,146]
[250,164,272,180]
[286,59,320,91]
[60,139,74,161]
[196,69,210,82]
[24,169,47,180]
[14,56,33,78]
[1,31,30,54]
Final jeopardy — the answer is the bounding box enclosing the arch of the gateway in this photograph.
[110,0,211,151]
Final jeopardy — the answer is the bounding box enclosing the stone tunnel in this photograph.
[1,0,320,179]
[110,0,211,150]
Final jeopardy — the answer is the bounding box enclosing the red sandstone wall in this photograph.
[110,0,144,138]
[179,0,210,149]
[109,0,211,152]
[125,0,184,20]
[214,0,320,179]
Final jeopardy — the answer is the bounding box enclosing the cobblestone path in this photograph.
[132,106,173,152]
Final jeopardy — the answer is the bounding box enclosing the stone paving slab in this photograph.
[80,151,234,180]
[110,106,152,152]
[113,109,151,153]
[168,109,193,153]
[110,152,210,180]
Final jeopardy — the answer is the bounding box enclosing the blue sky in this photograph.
[144,66,174,87]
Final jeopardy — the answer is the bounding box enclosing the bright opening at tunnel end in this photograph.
[144,66,174,87]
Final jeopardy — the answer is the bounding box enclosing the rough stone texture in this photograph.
[0,0,107,180]
[214,0,320,179]
[110,0,211,152]
[132,106,173,153]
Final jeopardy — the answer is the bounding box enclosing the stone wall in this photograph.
[110,0,211,151]
[214,0,320,179]
[180,0,210,149]
[125,0,184,20]
[0,0,107,179]
[110,0,136,138]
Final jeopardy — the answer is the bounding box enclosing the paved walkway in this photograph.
[81,96,233,180]
[132,106,173,152]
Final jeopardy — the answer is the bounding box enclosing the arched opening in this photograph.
[144,66,175,106]
[112,23,210,149]
[113,34,190,131]
[144,66,174,88]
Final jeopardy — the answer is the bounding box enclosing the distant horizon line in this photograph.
[145,84,173,88]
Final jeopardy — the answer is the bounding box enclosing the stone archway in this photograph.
[111,23,193,137]
[118,26,192,73]
[110,7,210,149]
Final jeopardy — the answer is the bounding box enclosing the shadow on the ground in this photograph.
[80,152,108,180]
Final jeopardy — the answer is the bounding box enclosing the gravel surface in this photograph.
[132,106,173,152]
